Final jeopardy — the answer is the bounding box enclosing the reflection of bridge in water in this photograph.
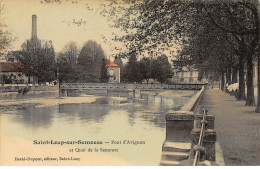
[59,83,207,96]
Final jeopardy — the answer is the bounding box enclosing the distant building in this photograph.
[0,62,37,85]
[172,66,207,84]
[105,59,120,83]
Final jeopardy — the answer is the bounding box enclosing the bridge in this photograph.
[59,83,207,92]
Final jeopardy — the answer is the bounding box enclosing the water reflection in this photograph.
[0,104,55,128]
[0,91,195,129]
[58,104,110,123]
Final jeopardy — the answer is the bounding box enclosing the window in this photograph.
[109,69,114,76]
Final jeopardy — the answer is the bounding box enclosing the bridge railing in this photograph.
[59,83,207,91]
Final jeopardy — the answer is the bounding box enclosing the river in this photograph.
[0,90,197,166]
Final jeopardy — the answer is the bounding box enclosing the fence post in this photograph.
[194,114,215,129]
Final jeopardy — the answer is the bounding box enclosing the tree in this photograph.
[200,1,258,105]
[104,0,258,105]
[255,0,260,112]
[41,0,260,107]
[151,55,173,83]
[57,53,77,82]
[14,39,56,83]
[37,41,56,82]
[138,57,151,83]
[176,13,242,93]
[123,49,140,83]
[77,40,106,82]
[120,64,129,83]
[0,28,13,57]
[0,5,15,57]
[99,59,109,83]
[61,42,78,67]
[57,42,79,82]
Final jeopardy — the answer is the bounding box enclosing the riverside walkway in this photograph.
[198,88,260,165]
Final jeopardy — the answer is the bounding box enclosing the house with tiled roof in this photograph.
[0,62,37,85]
[105,59,120,83]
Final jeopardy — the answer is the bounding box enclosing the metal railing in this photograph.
[193,109,207,166]
[59,83,206,90]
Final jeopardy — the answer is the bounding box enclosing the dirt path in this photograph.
[198,88,260,166]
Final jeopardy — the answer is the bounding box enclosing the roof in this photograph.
[105,59,119,67]
[182,66,190,72]
[0,62,29,72]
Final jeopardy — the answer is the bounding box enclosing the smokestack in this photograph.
[31,14,37,40]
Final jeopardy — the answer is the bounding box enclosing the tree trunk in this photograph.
[246,54,255,106]
[256,36,260,111]
[226,67,232,85]
[255,0,260,112]
[237,53,246,100]
[232,67,238,83]
[219,77,221,89]
[221,69,225,91]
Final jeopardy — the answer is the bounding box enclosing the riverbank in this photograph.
[198,88,260,165]
[0,95,102,108]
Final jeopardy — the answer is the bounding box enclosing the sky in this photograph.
[1,0,124,58]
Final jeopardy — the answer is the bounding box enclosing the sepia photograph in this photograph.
[0,0,259,166]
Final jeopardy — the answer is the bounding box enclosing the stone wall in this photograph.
[160,86,206,166]
[161,86,219,166]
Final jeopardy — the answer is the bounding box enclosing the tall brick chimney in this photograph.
[31,14,37,40]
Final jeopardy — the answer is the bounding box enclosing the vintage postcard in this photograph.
[0,0,259,166]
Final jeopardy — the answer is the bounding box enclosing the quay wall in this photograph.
[160,86,209,166]
[165,86,206,141]
[161,86,219,166]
